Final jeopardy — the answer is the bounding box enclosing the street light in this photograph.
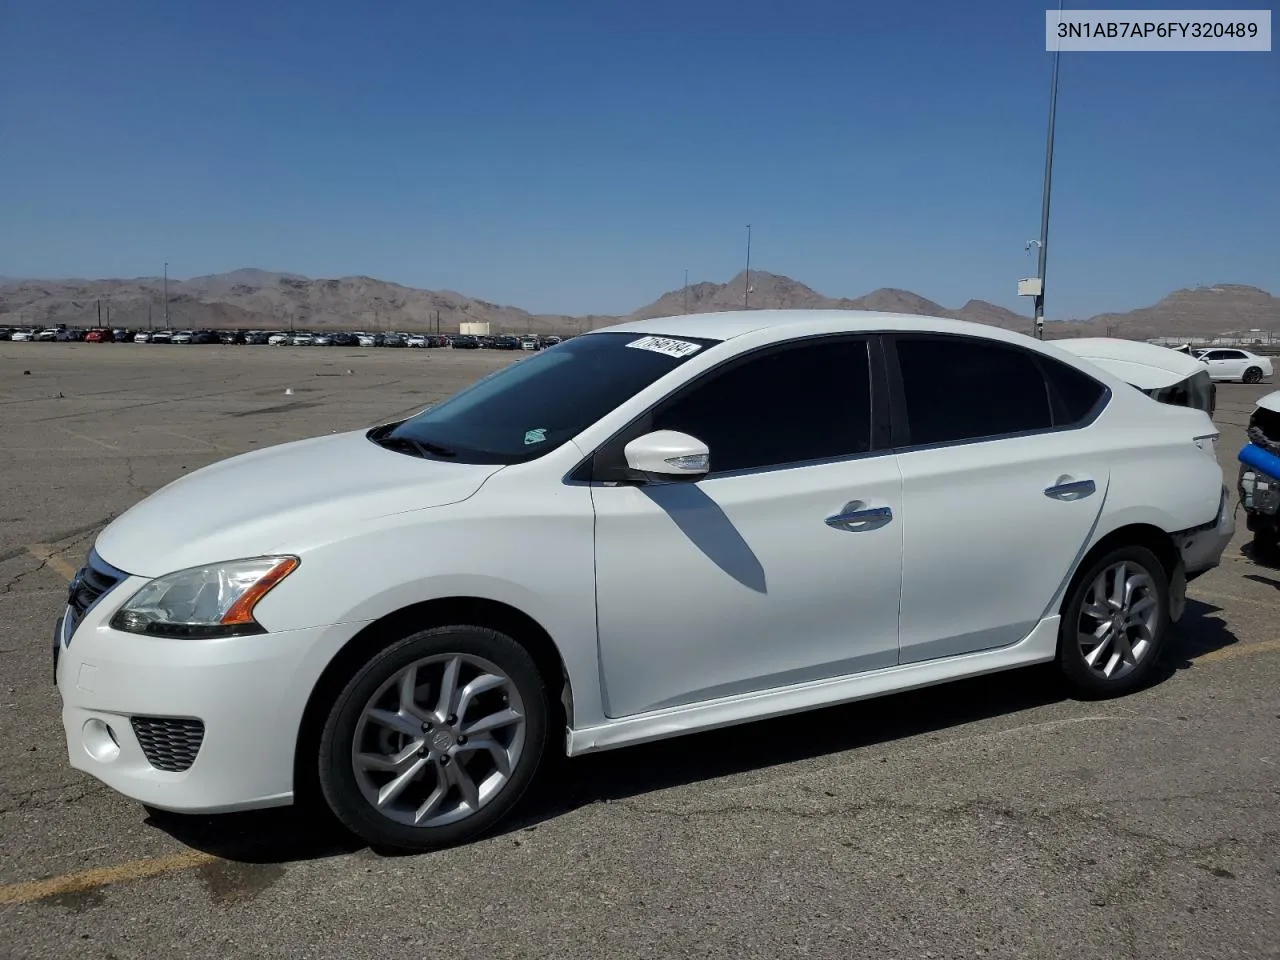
[743,224,752,309]
[163,261,169,329]
[1032,0,1063,340]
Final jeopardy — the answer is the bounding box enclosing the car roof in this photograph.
[1052,337,1206,389]
[589,308,1042,345]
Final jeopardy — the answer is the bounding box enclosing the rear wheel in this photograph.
[1058,545,1169,699]
[1243,366,1263,384]
[1251,525,1280,565]
[318,626,549,852]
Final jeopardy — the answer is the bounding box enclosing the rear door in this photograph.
[885,334,1113,664]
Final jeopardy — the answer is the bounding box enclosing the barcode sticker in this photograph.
[626,335,703,359]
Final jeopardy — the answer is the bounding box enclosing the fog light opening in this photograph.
[83,718,121,763]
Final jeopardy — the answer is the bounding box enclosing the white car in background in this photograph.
[170,330,194,345]
[1193,347,1273,383]
[10,327,35,341]
[406,334,427,348]
[267,332,291,345]
[54,310,1233,852]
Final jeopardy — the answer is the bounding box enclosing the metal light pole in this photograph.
[1034,0,1063,340]
[163,261,169,329]
[684,269,689,313]
[743,224,752,309]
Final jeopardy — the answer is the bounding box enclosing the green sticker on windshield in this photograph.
[524,428,547,445]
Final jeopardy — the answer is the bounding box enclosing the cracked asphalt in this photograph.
[1,342,1277,959]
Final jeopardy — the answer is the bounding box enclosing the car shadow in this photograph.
[1161,598,1242,668]
[1239,541,1280,569]
[1242,572,1280,589]
[145,603,1242,864]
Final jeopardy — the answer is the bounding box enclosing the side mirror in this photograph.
[623,430,709,482]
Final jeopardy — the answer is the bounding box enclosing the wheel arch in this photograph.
[292,596,572,805]
[1058,523,1180,621]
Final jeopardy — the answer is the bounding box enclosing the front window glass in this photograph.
[377,331,719,464]
[651,338,873,473]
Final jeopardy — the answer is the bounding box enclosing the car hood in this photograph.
[95,430,502,578]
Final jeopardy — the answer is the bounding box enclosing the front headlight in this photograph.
[110,556,299,638]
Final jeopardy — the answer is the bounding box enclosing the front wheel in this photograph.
[318,626,549,852]
[1058,546,1170,699]
[1243,366,1263,384]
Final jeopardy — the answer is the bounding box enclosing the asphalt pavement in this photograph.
[0,342,1276,959]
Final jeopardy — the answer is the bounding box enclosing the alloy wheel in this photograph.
[350,653,527,828]
[1076,560,1159,681]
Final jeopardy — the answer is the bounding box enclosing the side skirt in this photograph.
[565,616,1061,756]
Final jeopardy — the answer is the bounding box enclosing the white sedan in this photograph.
[1194,347,1273,383]
[54,310,1234,851]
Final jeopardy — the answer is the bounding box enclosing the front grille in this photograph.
[131,717,205,772]
[64,549,127,646]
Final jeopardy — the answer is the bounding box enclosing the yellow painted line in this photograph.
[1198,638,1280,663]
[0,850,218,906]
[26,544,79,583]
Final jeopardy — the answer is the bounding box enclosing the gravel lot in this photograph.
[1,343,1277,960]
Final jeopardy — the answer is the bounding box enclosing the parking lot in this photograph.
[1,342,1277,959]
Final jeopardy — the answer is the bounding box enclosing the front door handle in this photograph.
[825,502,893,529]
[1045,478,1096,500]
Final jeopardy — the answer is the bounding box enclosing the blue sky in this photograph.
[1,0,1275,319]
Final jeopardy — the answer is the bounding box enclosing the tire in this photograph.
[1243,366,1263,384]
[318,626,549,852]
[1251,525,1280,566]
[1058,545,1170,699]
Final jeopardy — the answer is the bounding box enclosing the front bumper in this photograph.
[55,579,370,814]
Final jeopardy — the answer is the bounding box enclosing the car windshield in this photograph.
[376,331,719,464]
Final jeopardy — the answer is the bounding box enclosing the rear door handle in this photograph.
[826,502,893,529]
[1045,478,1096,500]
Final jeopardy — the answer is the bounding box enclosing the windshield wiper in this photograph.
[372,433,457,459]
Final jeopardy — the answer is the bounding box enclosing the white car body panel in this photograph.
[592,453,904,717]
[567,618,1063,754]
[1257,390,1280,414]
[56,309,1235,813]
[95,431,503,578]
[895,431,1110,664]
[1055,337,1207,390]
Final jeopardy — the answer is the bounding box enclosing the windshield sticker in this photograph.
[524,428,547,445]
[625,335,703,359]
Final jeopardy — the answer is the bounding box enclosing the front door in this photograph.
[1202,350,1246,381]
[591,336,903,718]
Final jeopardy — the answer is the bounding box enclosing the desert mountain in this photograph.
[0,269,1274,341]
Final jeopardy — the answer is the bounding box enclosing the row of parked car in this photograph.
[0,325,565,351]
